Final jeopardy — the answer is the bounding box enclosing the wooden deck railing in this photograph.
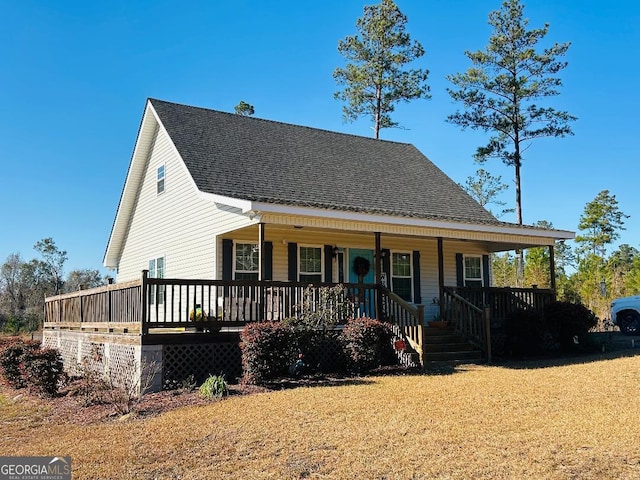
[444,286,555,327]
[141,274,380,332]
[44,280,143,332]
[44,272,383,334]
[442,289,491,361]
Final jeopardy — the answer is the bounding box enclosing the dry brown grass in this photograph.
[2,354,640,479]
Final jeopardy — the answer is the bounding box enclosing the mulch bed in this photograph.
[2,364,423,426]
[1,380,268,426]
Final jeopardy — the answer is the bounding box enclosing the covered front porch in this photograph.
[43,273,556,367]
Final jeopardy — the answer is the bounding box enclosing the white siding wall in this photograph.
[221,227,490,321]
[116,127,251,282]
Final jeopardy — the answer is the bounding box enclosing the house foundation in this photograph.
[42,329,243,393]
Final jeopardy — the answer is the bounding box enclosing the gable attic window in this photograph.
[157,165,165,194]
[148,256,165,304]
[391,252,412,302]
[299,246,322,283]
[464,256,483,287]
[235,243,259,280]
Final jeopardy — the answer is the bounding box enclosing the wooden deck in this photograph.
[43,273,555,366]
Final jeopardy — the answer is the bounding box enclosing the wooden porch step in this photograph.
[424,342,475,353]
[422,326,455,336]
[423,335,466,345]
[422,350,483,362]
[423,358,485,369]
[409,325,484,365]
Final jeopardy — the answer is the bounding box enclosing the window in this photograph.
[235,243,259,280]
[299,246,322,283]
[391,252,412,302]
[148,257,165,304]
[157,165,165,194]
[464,256,482,287]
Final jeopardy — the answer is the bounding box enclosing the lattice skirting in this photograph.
[42,331,142,392]
[162,343,242,386]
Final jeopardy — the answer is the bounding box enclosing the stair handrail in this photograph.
[442,288,491,361]
[378,286,424,358]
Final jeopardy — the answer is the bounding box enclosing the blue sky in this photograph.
[1,0,638,275]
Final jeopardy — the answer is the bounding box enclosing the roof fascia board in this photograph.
[103,102,159,268]
[197,191,254,213]
[104,100,204,269]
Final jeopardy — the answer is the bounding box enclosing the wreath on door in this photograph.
[353,256,371,277]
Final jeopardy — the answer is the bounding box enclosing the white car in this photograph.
[611,295,640,335]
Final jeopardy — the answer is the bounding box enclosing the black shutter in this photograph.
[482,254,490,287]
[324,245,333,283]
[263,241,273,280]
[412,250,421,304]
[288,243,298,281]
[222,239,233,281]
[455,253,464,287]
[382,249,391,287]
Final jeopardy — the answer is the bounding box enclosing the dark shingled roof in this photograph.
[149,98,500,225]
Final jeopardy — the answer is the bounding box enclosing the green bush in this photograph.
[544,301,598,351]
[504,308,545,356]
[0,314,40,335]
[21,347,64,398]
[339,318,393,374]
[199,374,229,400]
[240,322,296,385]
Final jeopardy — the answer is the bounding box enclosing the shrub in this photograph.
[67,358,111,406]
[288,284,356,329]
[339,318,393,374]
[240,322,296,385]
[293,329,346,374]
[199,374,229,400]
[0,336,39,353]
[544,301,598,351]
[0,340,39,388]
[504,308,545,357]
[21,347,64,398]
[163,373,197,392]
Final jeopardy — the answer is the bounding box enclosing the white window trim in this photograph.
[390,250,413,302]
[157,165,165,195]
[233,242,259,279]
[298,244,324,281]
[463,255,483,287]
[148,256,165,304]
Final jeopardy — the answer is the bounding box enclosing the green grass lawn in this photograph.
[2,354,640,479]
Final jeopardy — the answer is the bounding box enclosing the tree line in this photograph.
[0,238,105,333]
[488,190,635,324]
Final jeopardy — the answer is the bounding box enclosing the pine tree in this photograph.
[447,0,576,225]
[334,0,430,138]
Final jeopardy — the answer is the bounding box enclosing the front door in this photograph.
[348,249,374,317]
[348,249,374,284]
